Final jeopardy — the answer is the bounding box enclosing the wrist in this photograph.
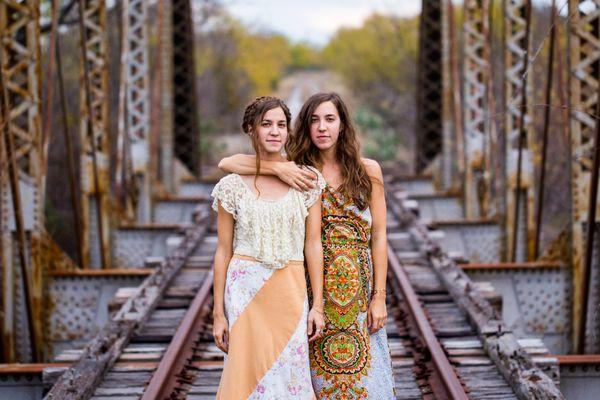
[213,309,225,318]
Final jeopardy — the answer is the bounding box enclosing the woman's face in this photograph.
[254,107,288,155]
[309,101,341,151]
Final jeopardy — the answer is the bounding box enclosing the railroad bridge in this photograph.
[1,0,600,399]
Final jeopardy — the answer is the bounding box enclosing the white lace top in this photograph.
[211,170,326,269]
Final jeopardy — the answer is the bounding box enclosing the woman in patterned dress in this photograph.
[219,92,395,399]
[211,96,326,399]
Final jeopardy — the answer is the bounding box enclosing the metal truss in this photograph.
[463,0,491,218]
[0,0,44,362]
[78,0,111,269]
[172,0,200,177]
[416,0,444,174]
[569,0,600,353]
[117,0,151,223]
[503,0,535,262]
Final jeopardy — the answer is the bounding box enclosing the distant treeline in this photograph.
[195,3,419,162]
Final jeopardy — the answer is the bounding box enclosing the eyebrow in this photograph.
[261,118,287,123]
[311,114,337,118]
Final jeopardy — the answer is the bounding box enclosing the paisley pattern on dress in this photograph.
[310,185,395,400]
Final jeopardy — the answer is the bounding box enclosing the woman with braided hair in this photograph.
[211,96,325,399]
[219,92,395,399]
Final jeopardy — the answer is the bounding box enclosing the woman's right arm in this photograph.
[212,204,234,353]
[218,154,317,191]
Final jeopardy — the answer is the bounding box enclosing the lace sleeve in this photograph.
[302,167,326,208]
[211,174,239,218]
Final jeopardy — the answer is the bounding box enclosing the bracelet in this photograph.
[312,307,324,314]
[372,289,387,296]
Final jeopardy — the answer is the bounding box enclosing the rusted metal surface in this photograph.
[503,0,536,263]
[463,0,491,219]
[388,247,469,399]
[116,0,152,224]
[510,0,532,263]
[55,21,85,267]
[153,0,175,194]
[172,0,201,178]
[140,270,213,399]
[77,0,111,269]
[569,0,600,354]
[0,0,45,363]
[534,1,558,260]
[579,81,600,354]
[415,0,444,173]
[44,214,211,399]
[1,55,39,363]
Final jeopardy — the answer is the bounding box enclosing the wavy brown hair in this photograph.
[242,96,291,194]
[287,92,372,210]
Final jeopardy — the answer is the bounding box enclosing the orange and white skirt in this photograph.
[216,255,316,399]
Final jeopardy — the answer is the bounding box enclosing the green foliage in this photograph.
[322,14,419,160]
[355,107,400,161]
[289,43,323,70]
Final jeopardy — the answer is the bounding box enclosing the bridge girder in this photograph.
[0,0,44,362]
[116,0,152,223]
[569,0,600,354]
[503,0,536,262]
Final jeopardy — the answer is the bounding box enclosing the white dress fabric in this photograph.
[212,170,325,400]
[211,171,326,268]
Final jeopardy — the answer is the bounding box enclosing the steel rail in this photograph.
[44,215,211,399]
[387,246,469,400]
[141,270,214,400]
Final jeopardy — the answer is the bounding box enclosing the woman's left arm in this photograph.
[364,159,388,334]
[305,198,325,341]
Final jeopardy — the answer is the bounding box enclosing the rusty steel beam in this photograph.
[448,0,466,192]
[172,0,200,178]
[0,0,45,363]
[503,0,536,262]
[77,0,111,269]
[150,0,175,194]
[463,0,492,218]
[569,0,600,354]
[534,1,558,260]
[116,0,151,223]
[510,0,532,263]
[415,0,444,174]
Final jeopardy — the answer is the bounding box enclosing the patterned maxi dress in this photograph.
[310,185,395,399]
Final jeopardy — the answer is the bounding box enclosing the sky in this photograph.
[221,0,422,46]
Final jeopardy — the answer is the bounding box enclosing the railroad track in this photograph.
[46,183,563,399]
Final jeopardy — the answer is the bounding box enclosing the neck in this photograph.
[320,146,337,167]
[258,150,285,162]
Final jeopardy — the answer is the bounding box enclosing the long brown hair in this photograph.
[242,96,291,193]
[287,92,372,209]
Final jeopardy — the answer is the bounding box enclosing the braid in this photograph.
[242,96,291,134]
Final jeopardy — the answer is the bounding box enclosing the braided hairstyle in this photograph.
[241,96,291,194]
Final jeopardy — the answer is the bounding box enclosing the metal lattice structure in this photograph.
[0,0,44,362]
[415,0,444,173]
[503,0,535,262]
[172,0,200,178]
[569,0,600,353]
[463,0,492,218]
[117,0,151,223]
[79,0,111,269]
[158,0,175,193]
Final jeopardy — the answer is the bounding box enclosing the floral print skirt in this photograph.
[216,255,316,399]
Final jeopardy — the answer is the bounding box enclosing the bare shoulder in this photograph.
[361,158,383,179]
